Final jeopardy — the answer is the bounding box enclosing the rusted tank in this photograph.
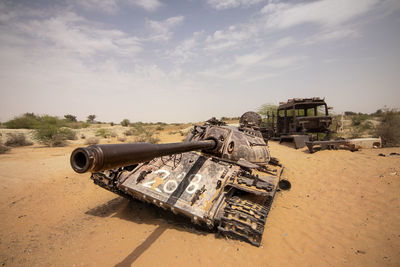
[70,113,289,246]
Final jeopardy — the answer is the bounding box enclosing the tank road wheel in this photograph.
[217,196,272,246]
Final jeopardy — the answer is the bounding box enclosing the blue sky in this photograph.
[0,0,399,123]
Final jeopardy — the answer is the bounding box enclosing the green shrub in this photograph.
[375,109,400,147]
[5,133,33,147]
[121,119,130,127]
[58,128,77,140]
[351,114,370,126]
[64,114,77,122]
[124,125,146,136]
[87,114,96,123]
[95,128,111,138]
[156,126,164,131]
[33,125,75,146]
[5,113,41,129]
[0,142,10,154]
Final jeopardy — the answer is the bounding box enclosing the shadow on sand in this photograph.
[85,197,211,266]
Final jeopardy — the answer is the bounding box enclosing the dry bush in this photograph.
[85,137,99,145]
[375,109,400,147]
[110,132,117,138]
[51,134,67,147]
[134,129,160,144]
[95,128,111,138]
[81,134,86,139]
[118,136,126,142]
[5,133,33,147]
[0,142,10,154]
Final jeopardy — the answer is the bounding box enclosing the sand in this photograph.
[0,134,399,266]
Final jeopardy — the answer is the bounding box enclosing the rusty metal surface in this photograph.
[70,112,289,246]
[262,97,332,145]
[305,140,357,153]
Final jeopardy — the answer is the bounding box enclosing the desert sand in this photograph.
[0,133,399,266]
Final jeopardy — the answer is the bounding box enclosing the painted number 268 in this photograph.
[142,170,202,195]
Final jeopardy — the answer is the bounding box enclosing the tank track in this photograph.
[217,196,273,246]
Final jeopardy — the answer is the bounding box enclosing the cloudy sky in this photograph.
[0,0,399,123]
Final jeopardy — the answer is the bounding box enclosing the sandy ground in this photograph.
[0,134,399,267]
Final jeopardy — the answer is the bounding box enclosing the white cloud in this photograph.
[275,36,295,48]
[207,0,266,10]
[235,51,271,66]
[205,25,254,51]
[74,0,162,13]
[75,0,119,14]
[303,28,360,45]
[167,31,204,64]
[262,0,379,29]
[146,15,184,41]
[129,0,162,11]
[0,9,143,61]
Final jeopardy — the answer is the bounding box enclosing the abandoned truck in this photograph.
[70,112,290,246]
[262,97,332,148]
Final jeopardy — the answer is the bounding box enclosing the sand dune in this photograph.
[0,136,399,266]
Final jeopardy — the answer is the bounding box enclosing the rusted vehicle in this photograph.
[70,113,289,246]
[264,98,332,148]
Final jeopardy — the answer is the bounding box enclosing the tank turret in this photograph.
[70,113,289,247]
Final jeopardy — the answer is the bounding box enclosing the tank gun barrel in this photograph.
[70,140,216,173]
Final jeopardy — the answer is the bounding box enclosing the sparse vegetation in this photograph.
[87,114,96,123]
[95,128,111,138]
[134,129,160,144]
[156,126,164,131]
[0,141,10,154]
[375,109,400,147]
[5,133,33,147]
[64,114,77,122]
[85,137,99,145]
[121,119,130,127]
[33,124,77,147]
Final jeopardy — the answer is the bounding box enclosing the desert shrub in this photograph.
[0,142,10,154]
[110,132,117,138]
[351,114,370,126]
[64,114,77,122]
[156,126,164,131]
[81,134,86,139]
[121,119,130,127]
[68,122,90,129]
[33,125,75,146]
[5,113,41,129]
[344,111,357,116]
[124,124,146,136]
[134,129,160,144]
[375,109,400,147]
[110,122,114,126]
[58,128,77,140]
[85,137,99,145]
[95,128,111,138]
[87,114,96,123]
[118,136,126,142]
[5,133,33,147]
